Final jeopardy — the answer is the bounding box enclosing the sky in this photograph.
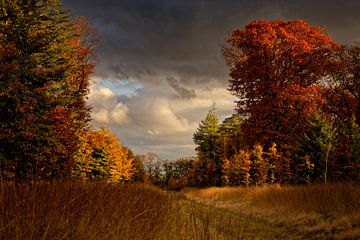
[62,0,360,160]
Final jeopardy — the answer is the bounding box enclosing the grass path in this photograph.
[178,194,304,240]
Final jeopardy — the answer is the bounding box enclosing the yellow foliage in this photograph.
[73,128,133,182]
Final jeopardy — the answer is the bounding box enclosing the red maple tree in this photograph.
[223,20,339,147]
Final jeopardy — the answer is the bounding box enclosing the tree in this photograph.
[140,152,162,185]
[249,144,267,186]
[163,157,194,190]
[217,114,243,160]
[264,143,279,184]
[228,150,251,186]
[0,0,95,179]
[323,45,360,179]
[350,116,360,179]
[72,128,133,182]
[127,149,145,182]
[223,20,339,148]
[193,105,221,186]
[324,44,360,130]
[298,114,337,183]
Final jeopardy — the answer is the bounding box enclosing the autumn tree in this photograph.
[140,152,162,185]
[217,114,243,160]
[0,0,95,179]
[324,44,360,129]
[72,128,133,182]
[249,144,267,186]
[193,106,221,186]
[223,20,339,148]
[264,143,279,184]
[127,149,145,182]
[323,44,360,179]
[350,117,360,178]
[227,150,251,186]
[163,157,194,190]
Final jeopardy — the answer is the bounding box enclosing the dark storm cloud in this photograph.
[62,0,360,87]
[62,0,360,159]
[166,77,196,99]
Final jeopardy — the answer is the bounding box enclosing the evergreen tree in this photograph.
[217,114,243,160]
[299,115,337,183]
[193,105,220,186]
[0,0,95,179]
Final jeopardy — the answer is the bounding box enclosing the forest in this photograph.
[0,1,359,239]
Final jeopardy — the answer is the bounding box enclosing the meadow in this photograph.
[0,181,359,240]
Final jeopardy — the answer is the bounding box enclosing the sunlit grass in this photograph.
[0,181,178,240]
[185,182,360,239]
[1,181,359,239]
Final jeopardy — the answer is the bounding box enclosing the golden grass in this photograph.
[0,181,180,240]
[1,181,359,239]
[185,182,360,239]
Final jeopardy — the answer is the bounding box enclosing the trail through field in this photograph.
[179,194,304,240]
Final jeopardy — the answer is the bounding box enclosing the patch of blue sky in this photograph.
[97,79,143,96]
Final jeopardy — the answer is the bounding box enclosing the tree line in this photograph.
[1,1,359,187]
[0,0,139,182]
[191,20,360,186]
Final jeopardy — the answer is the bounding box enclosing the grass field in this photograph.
[184,183,360,239]
[0,181,359,239]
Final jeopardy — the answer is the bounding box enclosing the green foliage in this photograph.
[0,0,95,179]
[193,106,222,186]
[299,115,337,183]
[193,106,220,158]
[217,114,243,160]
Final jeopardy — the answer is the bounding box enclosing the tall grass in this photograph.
[0,181,178,240]
[1,181,359,239]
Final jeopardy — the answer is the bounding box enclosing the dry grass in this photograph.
[1,181,359,239]
[0,181,249,240]
[185,182,360,239]
[0,181,181,240]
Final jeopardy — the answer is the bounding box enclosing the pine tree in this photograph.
[193,105,220,186]
[300,114,337,183]
[217,114,243,160]
[0,0,95,179]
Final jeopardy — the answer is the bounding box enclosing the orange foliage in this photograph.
[223,20,339,147]
[73,128,133,182]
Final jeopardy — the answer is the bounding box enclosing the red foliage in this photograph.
[223,20,339,147]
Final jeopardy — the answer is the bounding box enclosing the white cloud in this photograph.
[92,109,109,123]
[111,103,129,125]
[87,79,237,159]
[88,85,129,125]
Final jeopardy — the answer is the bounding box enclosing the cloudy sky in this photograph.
[62,0,360,160]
